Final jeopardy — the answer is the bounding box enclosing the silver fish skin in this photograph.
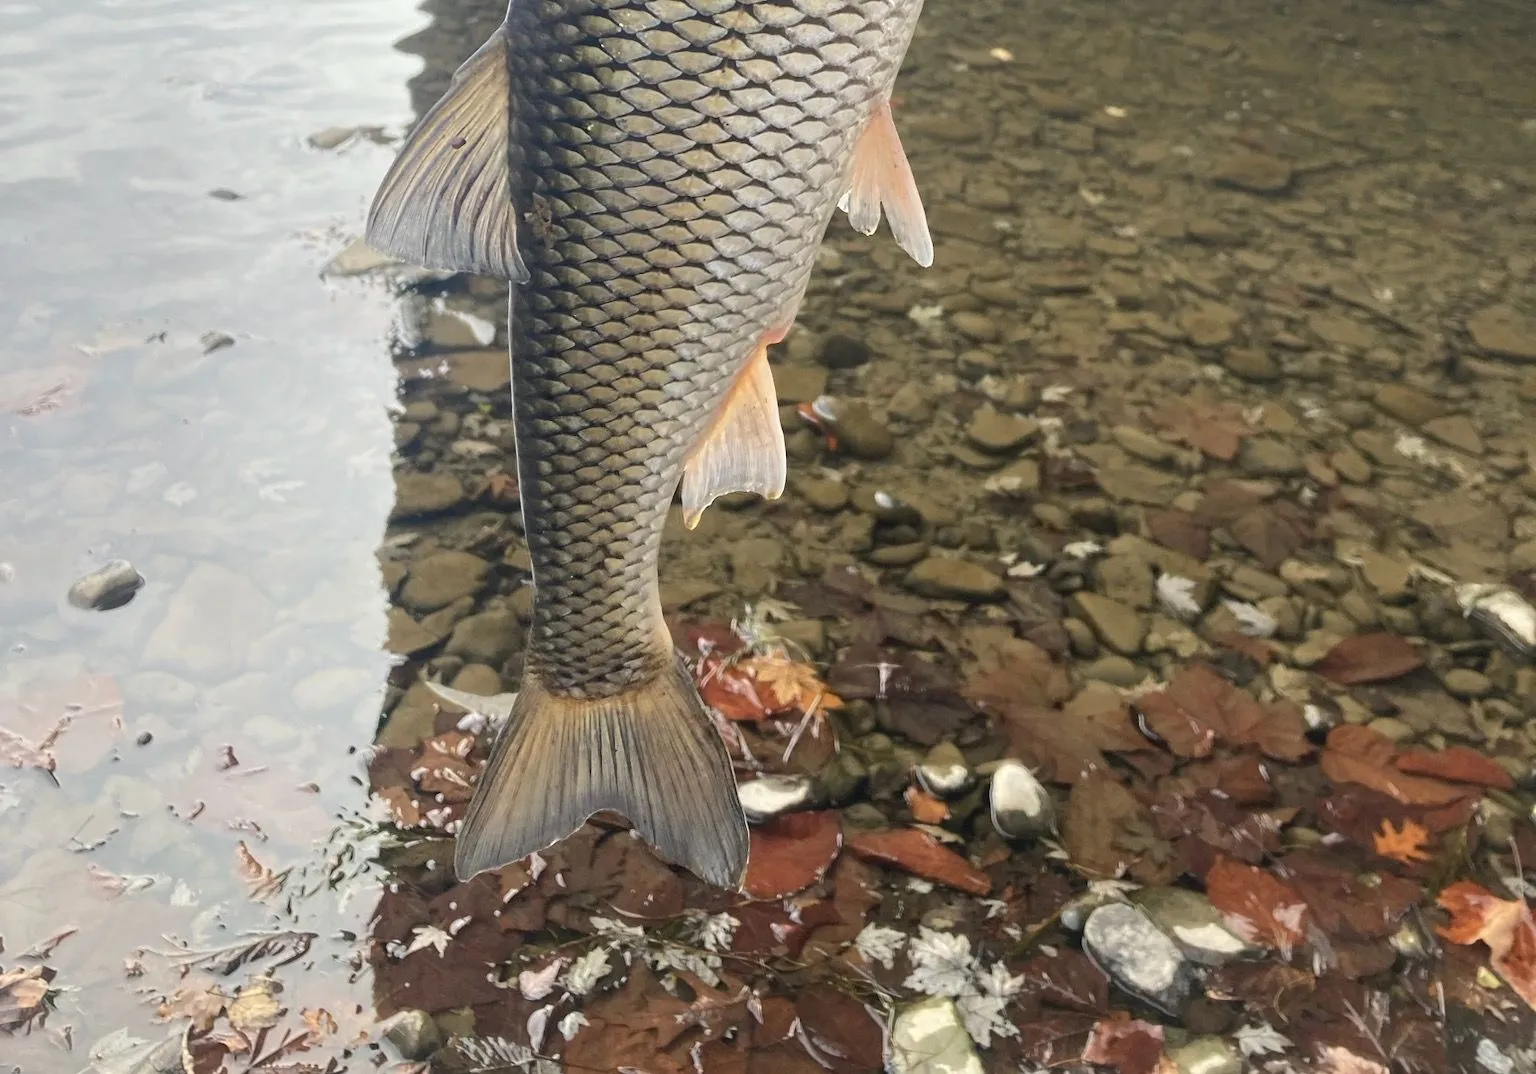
[366,0,931,889]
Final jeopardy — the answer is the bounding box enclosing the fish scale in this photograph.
[508,0,908,697]
[367,0,928,886]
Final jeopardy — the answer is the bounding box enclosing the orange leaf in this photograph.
[1437,880,1536,1011]
[1204,858,1309,952]
[904,785,950,825]
[1372,819,1432,865]
[741,654,843,715]
[1394,746,1513,790]
[846,828,992,895]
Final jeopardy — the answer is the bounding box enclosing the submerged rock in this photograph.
[887,997,983,1074]
[1468,303,1536,363]
[1083,902,1194,1014]
[988,759,1055,839]
[383,1008,443,1061]
[916,742,972,798]
[905,558,1005,602]
[67,559,144,611]
[1134,887,1255,966]
[738,774,819,824]
[1167,1036,1243,1074]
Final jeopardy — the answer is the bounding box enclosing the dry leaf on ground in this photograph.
[1393,746,1513,790]
[1310,634,1423,685]
[1133,664,1310,761]
[1437,881,1536,1011]
[845,828,991,895]
[1205,858,1310,952]
[1319,726,1466,807]
[1081,1017,1167,1074]
[742,811,842,900]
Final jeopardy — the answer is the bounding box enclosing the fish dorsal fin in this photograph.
[681,343,787,529]
[838,99,934,268]
[365,29,530,282]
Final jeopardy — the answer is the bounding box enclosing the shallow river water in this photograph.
[3,0,1536,1072]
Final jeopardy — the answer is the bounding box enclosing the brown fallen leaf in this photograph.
[1063,772,1163,881]
[0,965,55,1033]
[1320,725,1465,807]
[742,811,842,900]
[235,842,285,899]
[1394,746,1513,790]
[1372,819,1431,866]
[1081,1017,1167,1074]
[1204,857,1310,953]
[845,828,991,895]
[1437,881,1536,1011]
[1311,634,1423,685]
[1133,664,1311,762]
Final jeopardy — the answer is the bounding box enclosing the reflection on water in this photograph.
[0,0,423,1066]
[4,0,1536,1068]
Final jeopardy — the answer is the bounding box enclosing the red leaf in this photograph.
[742,811,842,900]
[1311,634,1423,685]
[1320,726,1466,807]
[1204,857,1310,952]
[845,828,992,895]
[1081,1018,1166,1074]
[698,658,771,721]
[1394,746,1513,790]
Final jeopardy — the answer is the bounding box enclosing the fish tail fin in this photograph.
[453,659,750,889]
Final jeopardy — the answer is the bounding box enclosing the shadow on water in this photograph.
[5,0,1536,1070]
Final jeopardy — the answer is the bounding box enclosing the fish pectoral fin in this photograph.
[839,99,934,268]
[454,661,750,890]
[681,341,787,529]
[365,27,530,282]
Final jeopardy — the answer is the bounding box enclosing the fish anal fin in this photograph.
[454,661,750,890]
[840,99,934,268]
[365,28,529,282]
[681,342,787,529]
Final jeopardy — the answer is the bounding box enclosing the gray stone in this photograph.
[444,349,510,394]
[67,560,144,611]
[143,564,274,679]
[832,402,893,460]
[1221,347,1279,381]
[1211,151,1292,194]
[383,1009,442,1061]
[1442,667,1492,700]
[399,551,490,612]
[1373,384,1448,427]
[989,759,1055,839]
[1168,1037,1242,1074]
[965,408,1039,454]
[1238,437,1303,477]
[916,742,972,798]
[1111,425,1176,463]
[1134,887,1256,966]
[819,334,871,369]
[1082,655,1145,687]
[731,537,785,595]
[1097,555,1155,610]
[391,471,466,520]
[888,998,982,1074]
[773,365,827,404]
[1083,902,1194,1015]
[445,608,523,666]
[1095,464,1182,505]
[1468,304,1536,363]
[1068,592,1146,655]
[904,558,1006,602]
[739,774,818,824]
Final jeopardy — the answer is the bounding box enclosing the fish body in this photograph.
[367,0,931,888]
